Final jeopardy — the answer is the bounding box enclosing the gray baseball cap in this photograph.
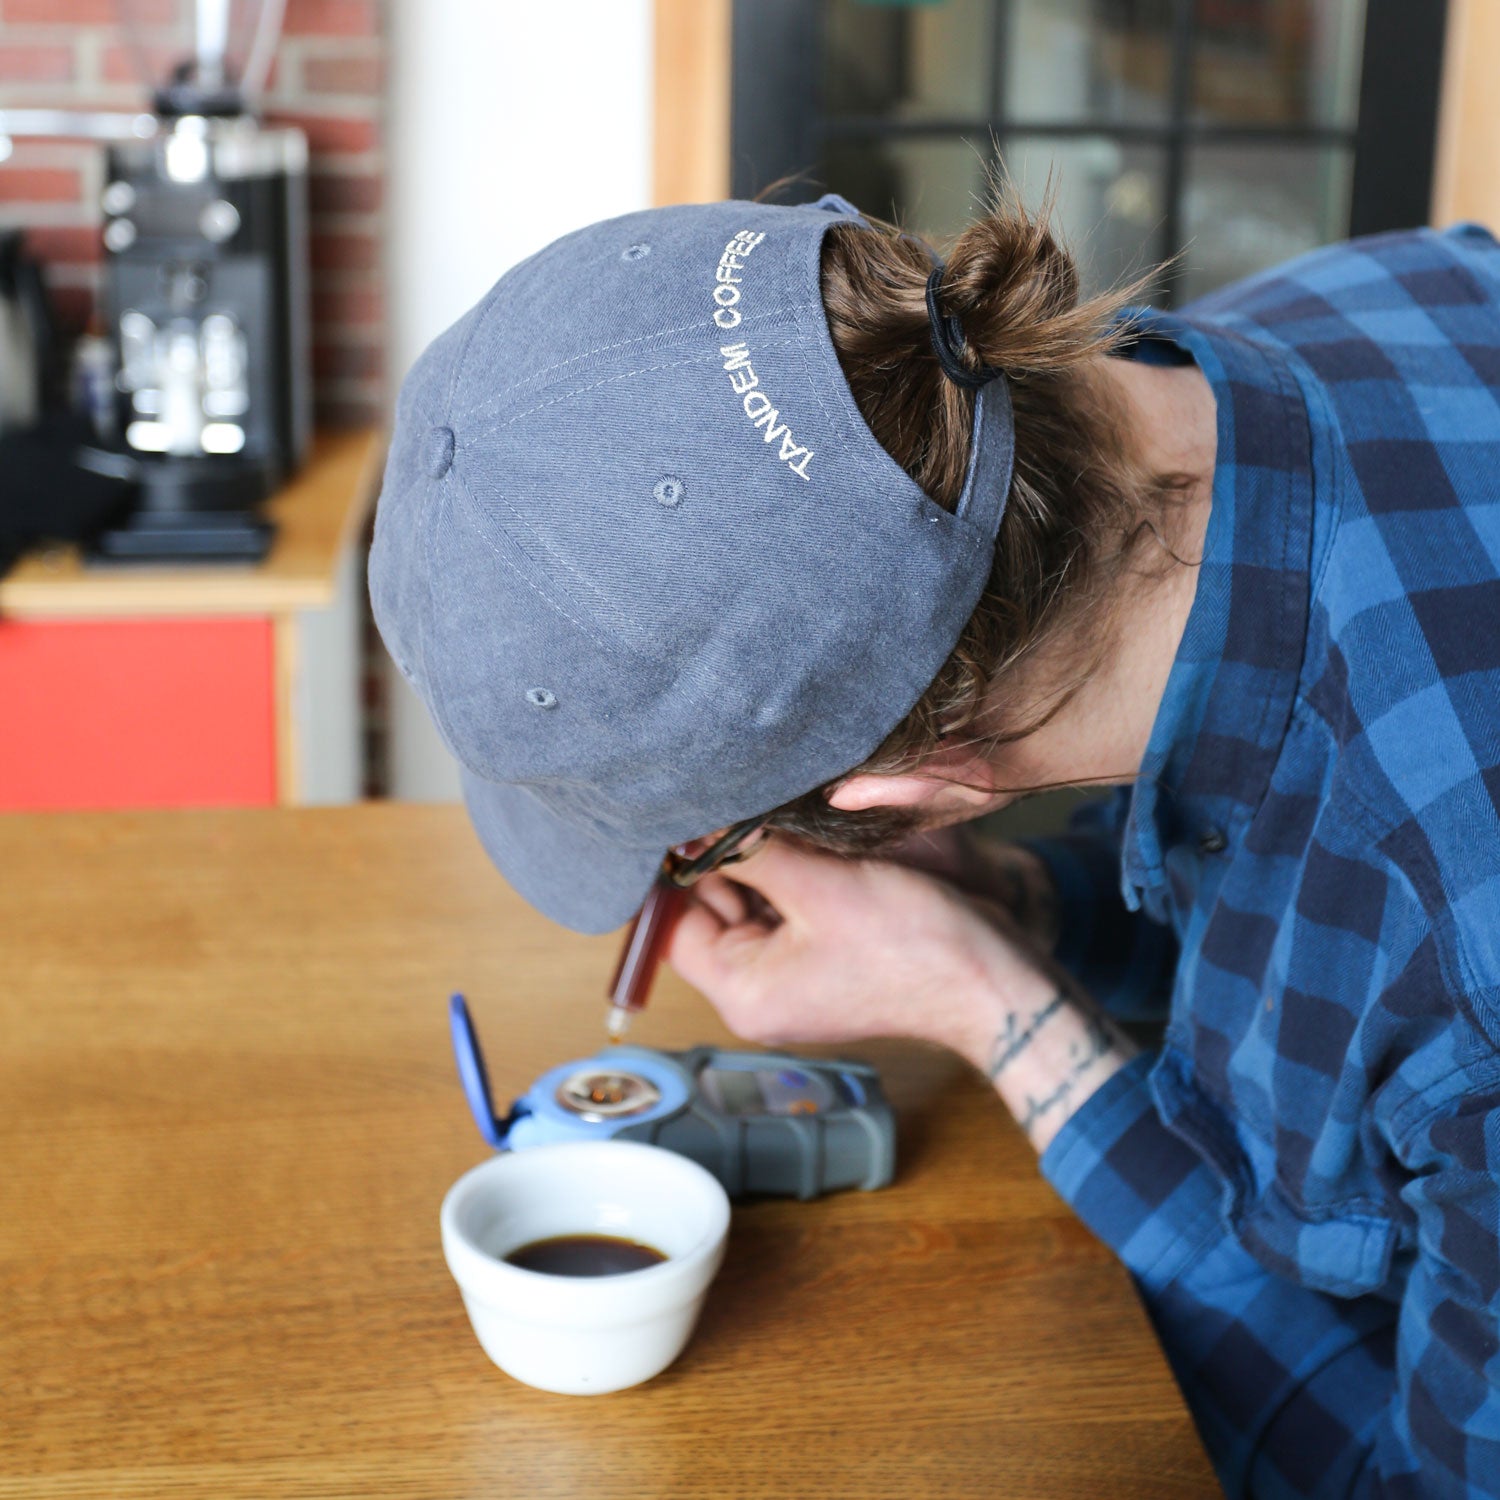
[369,195,1014,934]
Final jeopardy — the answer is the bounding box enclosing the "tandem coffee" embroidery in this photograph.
[710,229,814,482]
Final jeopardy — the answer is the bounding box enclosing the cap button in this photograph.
[422,425,455,479]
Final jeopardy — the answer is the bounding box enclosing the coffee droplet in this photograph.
[504,1234,668,1277]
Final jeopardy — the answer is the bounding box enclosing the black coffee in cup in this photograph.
[504,1234,668,1277]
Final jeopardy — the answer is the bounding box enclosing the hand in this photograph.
[883,826,1062,951]
[667,837,1047,1070]
[667,836,1136,1155]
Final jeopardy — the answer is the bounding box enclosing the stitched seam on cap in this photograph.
[463,302,823,421]
[447,473,622,658]
[469,349,718,442]
[442,303,485,435]
[469,345,766,444]
[416,310,489,694]
[454,466,635,639]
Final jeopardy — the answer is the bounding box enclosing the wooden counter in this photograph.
[0,429,382,618]
[0,804,1216,1499]
[0,431,382,810]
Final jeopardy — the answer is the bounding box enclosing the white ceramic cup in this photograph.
[440,1139,731,1395]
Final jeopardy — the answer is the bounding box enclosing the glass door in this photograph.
[731,0,1448,305]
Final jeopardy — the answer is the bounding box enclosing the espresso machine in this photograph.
[0,0,311,561]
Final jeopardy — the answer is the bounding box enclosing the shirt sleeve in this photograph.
[1021,792,1178,1022]
[1041,1049,1500,1498]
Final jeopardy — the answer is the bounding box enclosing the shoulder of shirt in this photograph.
[1188,227,1500,1043]
[1177,221,1500,325]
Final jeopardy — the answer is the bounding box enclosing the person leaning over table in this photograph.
[369,178,1500,1498]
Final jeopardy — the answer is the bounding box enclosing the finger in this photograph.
[689,872,750,927]
[709,835,851,916]
[733,879,782,929]
[664,900,730,991]
[668,898,771,981]
[668,889,781,987]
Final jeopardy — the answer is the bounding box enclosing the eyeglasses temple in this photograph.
[663,814,770,888]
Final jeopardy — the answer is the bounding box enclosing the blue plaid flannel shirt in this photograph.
[1025,221,1500,1498]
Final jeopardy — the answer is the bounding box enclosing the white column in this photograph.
[382,0,654,799]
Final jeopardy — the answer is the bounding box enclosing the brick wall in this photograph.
[0,0,385,428]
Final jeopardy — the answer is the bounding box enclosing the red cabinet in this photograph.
[0,431,378,811]
[0,616,278,809]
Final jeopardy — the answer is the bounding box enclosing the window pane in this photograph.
[822,134,994,243]
[824,0,996,120]
[1192,0,1366,128]
[1180,143,1353,301]
[1002,135,1170,298]
[1006,0,1177,126]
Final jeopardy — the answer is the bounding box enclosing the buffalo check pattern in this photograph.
[1027,223,1500,1498]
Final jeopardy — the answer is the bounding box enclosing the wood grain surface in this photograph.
[0,430,381,619]
[0,806,1217,1499]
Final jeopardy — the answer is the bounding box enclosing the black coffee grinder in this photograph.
[0,0,311,562]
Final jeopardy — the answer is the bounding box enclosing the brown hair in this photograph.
[765,173,1193,852]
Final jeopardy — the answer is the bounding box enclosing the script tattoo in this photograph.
[985,992,1066,1080]
[1017,1010,1116,1137]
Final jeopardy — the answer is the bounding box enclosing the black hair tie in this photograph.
[925,264,1005,391]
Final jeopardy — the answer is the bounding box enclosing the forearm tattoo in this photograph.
[984,995,1121,1144]
[1016,1010,1115,1136]
[985,992,1066,1080]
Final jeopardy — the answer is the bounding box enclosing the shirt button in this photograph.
[1198,827,1228,855]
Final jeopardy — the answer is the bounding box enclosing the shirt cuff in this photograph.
[1040,1050,1225,1292]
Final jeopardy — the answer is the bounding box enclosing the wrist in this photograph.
[940,924,1056,1073]
[954,945,1138,1156]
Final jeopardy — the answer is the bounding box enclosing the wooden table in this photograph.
[0,806,1217,1499]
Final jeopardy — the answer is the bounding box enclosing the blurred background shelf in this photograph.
[0,426,380,811]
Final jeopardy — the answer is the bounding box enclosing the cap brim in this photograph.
[459,769,664,934]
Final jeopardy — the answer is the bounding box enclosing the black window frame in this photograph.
[731,0,1448,308]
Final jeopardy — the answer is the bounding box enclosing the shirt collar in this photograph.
[1111,307,1316,916]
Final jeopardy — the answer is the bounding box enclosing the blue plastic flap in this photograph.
[448,993,507,1148]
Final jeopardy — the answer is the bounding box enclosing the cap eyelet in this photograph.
[525,688,558,710]
[653,476,685,507]
[621,243,651,262]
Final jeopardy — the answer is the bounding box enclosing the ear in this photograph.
[827,745,999,813]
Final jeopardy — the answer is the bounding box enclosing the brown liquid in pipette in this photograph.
[605,877,684,1041]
